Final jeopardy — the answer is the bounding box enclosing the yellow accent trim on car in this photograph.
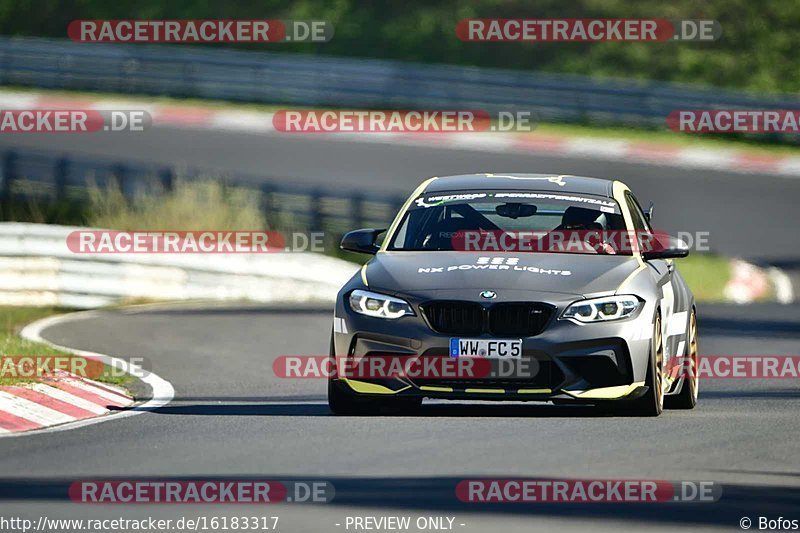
[420,385,454,392]
[341,378,409,395]
[464,388,505,394]
[612,180,646,267]
[517,388,552,394]
[563,382,645,400]
[379,176,438,252]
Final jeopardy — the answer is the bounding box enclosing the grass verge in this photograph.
[86,179,265,231]
[0,307,133,389]
[674,254,731,303]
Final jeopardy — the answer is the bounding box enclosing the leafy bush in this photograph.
[1,0,798,92]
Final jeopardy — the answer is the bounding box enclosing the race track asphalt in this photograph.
[0,301,798,532]
[0,126,798,532]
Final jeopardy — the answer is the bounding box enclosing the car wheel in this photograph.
[327,375,377,415]
[326,331,421,415]
[610,314,664,417]
[665,309,698,409]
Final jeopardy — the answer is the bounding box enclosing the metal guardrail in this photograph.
[3,36,800,129]
[0,223,359,308]
[0,147,405,234]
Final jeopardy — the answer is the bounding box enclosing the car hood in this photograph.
[364,251,641,298]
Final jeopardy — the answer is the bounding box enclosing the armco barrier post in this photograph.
[159,168,174,192]
[112,163,127,198]
[352,194,364,229]
[1,150,17,202]
[310,189,324,231]
[54,157,69,199]
[260,183,276,227]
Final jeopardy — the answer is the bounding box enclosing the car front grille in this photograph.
[489,303,553,336]
[421,301,554,337]
[421,301,484,336]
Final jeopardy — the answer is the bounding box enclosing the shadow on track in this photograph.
[700,389,800,399]
[151,400,615,418]
[699,317,800,339]
[0,475,798,529]
[706,468,800,479]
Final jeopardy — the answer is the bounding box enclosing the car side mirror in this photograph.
[340,228,386,255]
[642,234,689,261]
[644,201,654,223]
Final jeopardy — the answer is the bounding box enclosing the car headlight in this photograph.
[348,289,415,319]
[561,295,643,323]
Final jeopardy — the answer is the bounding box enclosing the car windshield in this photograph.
[388,189,631,255]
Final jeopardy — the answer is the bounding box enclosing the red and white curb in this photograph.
[0,311,174,437]
[0,372,132,433]
[3,89,800,178]
[768,267,795,304]
[724,259,795,304]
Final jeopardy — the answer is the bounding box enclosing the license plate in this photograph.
[450,338,522,358]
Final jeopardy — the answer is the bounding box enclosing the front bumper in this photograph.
[333,289,656,403]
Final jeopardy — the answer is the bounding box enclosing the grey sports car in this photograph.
[329,173,698,416]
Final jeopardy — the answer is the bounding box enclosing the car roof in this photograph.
[423,173,614,197]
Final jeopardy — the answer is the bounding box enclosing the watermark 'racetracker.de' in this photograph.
[67,231,325,254]
[272,110,538,133]
[668,110,800,133]
[456,19,720,42]
[69,20,333,43]
[0,110,149,133]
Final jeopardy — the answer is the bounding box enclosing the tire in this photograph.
[609,314,664,417]
[327,375,378,415]
[665,309,698,409]
[326,331,422,415]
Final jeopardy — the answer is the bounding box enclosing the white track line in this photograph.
[0,310,175,438]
